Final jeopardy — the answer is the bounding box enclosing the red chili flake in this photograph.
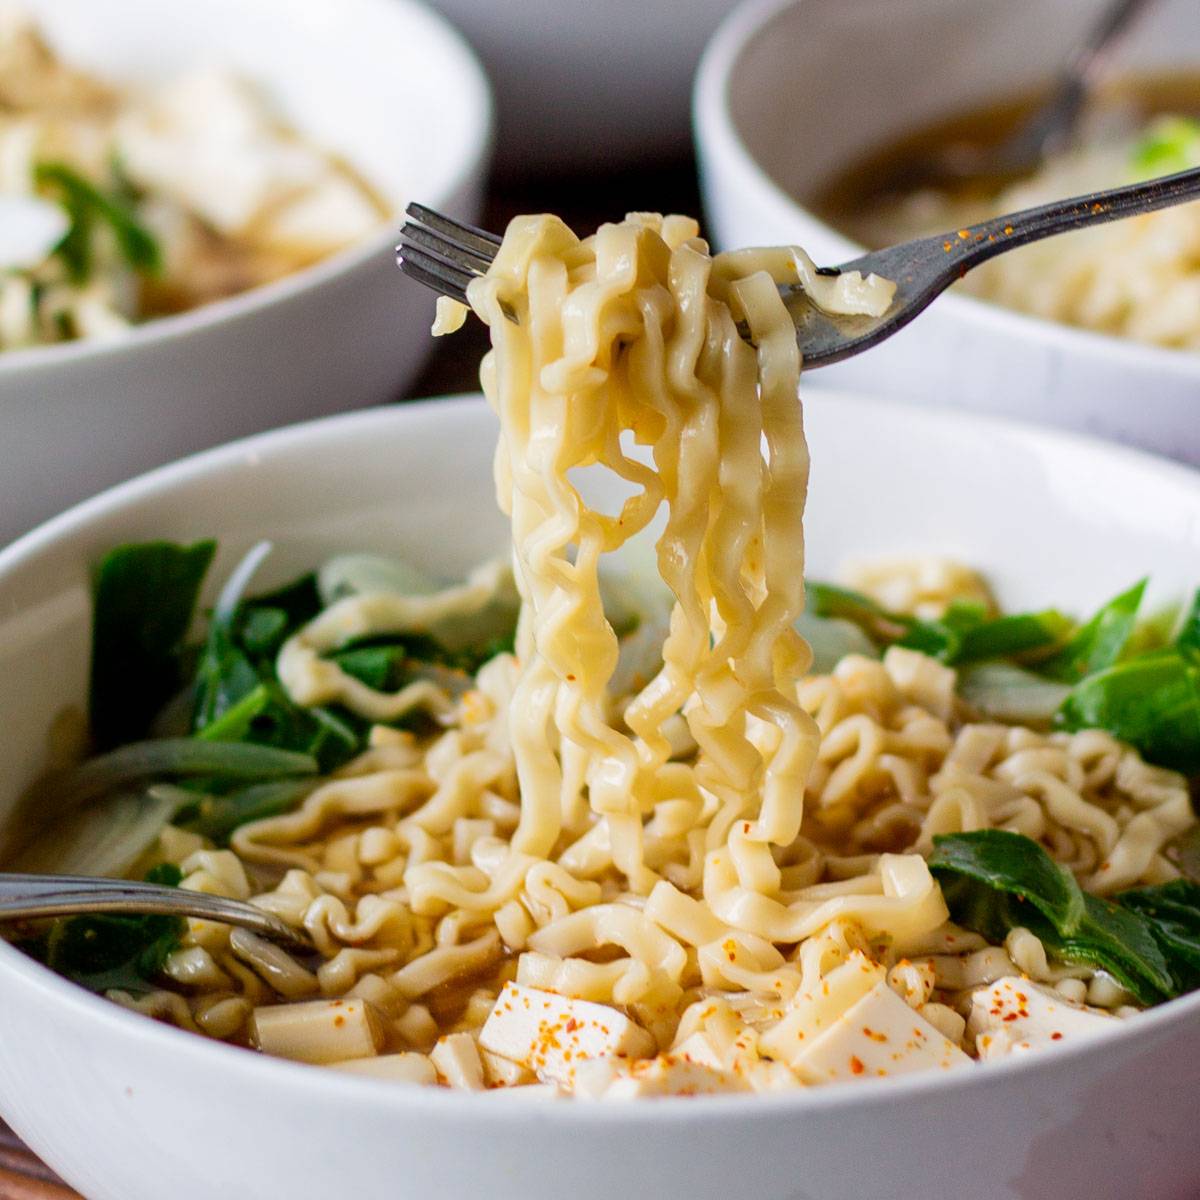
[1051,1032,1063,1041]
[565,1018,580,1033]
[849,1056,865,1075]
[1003,1013,1019,1023]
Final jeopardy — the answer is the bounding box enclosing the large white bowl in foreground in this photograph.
[694,0,1200,462]
[0,0,491,546]
[2,394,1200,1200]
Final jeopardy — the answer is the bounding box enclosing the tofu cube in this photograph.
[790,980,970,1084]
[328,1053,437,1085]
[479,982,654,1085]
[431,1032,486,1090]
[968,977,1119,1060]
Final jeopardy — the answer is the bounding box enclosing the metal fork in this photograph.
[397,166,1200,367]
[0,872,313,953]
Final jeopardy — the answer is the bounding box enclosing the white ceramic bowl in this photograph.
[426,0,736,171]
[2,392,1200,1200]
[694,0,1200,462]
[0,0,491,546]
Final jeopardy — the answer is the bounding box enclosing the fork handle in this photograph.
[924,165,1200,281]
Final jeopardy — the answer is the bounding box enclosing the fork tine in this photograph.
[406,202,502,254]
[399,222,495,274]
[395,244,473,304]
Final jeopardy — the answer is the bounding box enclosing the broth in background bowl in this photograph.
[694,0,1200,462]
[816,75,1200,351]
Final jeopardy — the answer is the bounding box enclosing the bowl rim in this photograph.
[693,0,1200,382]
[0,0,493,380]
[3,389,1200,1120]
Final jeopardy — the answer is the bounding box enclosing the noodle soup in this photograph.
[6,213,1200,1099]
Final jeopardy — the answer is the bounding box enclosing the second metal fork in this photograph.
[397,166,1200,367]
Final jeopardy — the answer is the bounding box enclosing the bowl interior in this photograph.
[1,390,1198,842]
[22,0,489,209]
[725,0,1200,218]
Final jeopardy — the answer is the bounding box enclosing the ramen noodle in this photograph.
[16,212,1197,1098]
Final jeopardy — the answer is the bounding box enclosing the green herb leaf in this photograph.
[930,830,1175,1005]
[35,161,162,279]
[807,582,1064,666]
[90,540,216,749]
[1040,579,1146,683]
[24,863,184,995]
[1117,879,1200,994]
[179,779,313,845]
[1174,588,1200,657]
[1057,649,1200,773]
[1131,116,1200,180]
[957,661,1072,725]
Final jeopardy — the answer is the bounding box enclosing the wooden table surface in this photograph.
[0,159,702,1200]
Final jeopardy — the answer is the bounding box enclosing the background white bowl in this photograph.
[2,393,1200,1199]
[694,0,1200,462]
[427,0,736,171]
[0,0,491,546]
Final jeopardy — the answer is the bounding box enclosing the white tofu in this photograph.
[670,1029,798,1094]
[789,980,971,1084]
[479,982,655,1086]
[480,1047,536,1088]
[430,1032,486,1091]
[758,951,886,1068]
[328,1052,437,1085]
[252,998,382,1065]
[670,1031,725,1070]
[968,977,1119,1061]
[587,1054,751,1099]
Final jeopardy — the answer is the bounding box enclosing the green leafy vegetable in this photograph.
[177,779,313,845]
[35,161,162,282]
[1040,580,1146,683]
[930,830,1175,1005]
[806,583,1065,666]
[90,540,216,749]
[1131,116,1200,180]
[1174,588,1200,657]
[1058,649,1200,774]
[22,738,317,822]
[957,661,1071,725]
[20,864,184,996]
[1117,879,1200,994]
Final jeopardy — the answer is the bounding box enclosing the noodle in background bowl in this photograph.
[694,0,1200,463]
[0,0,491,546]
[1,394,1200,1199]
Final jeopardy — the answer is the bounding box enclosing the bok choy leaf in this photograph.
[929,830,1175,1005]
[90,539,215,749]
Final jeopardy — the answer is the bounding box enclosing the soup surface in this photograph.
[816,76,1200,350]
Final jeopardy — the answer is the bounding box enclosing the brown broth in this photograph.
[813,72,1200,235]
